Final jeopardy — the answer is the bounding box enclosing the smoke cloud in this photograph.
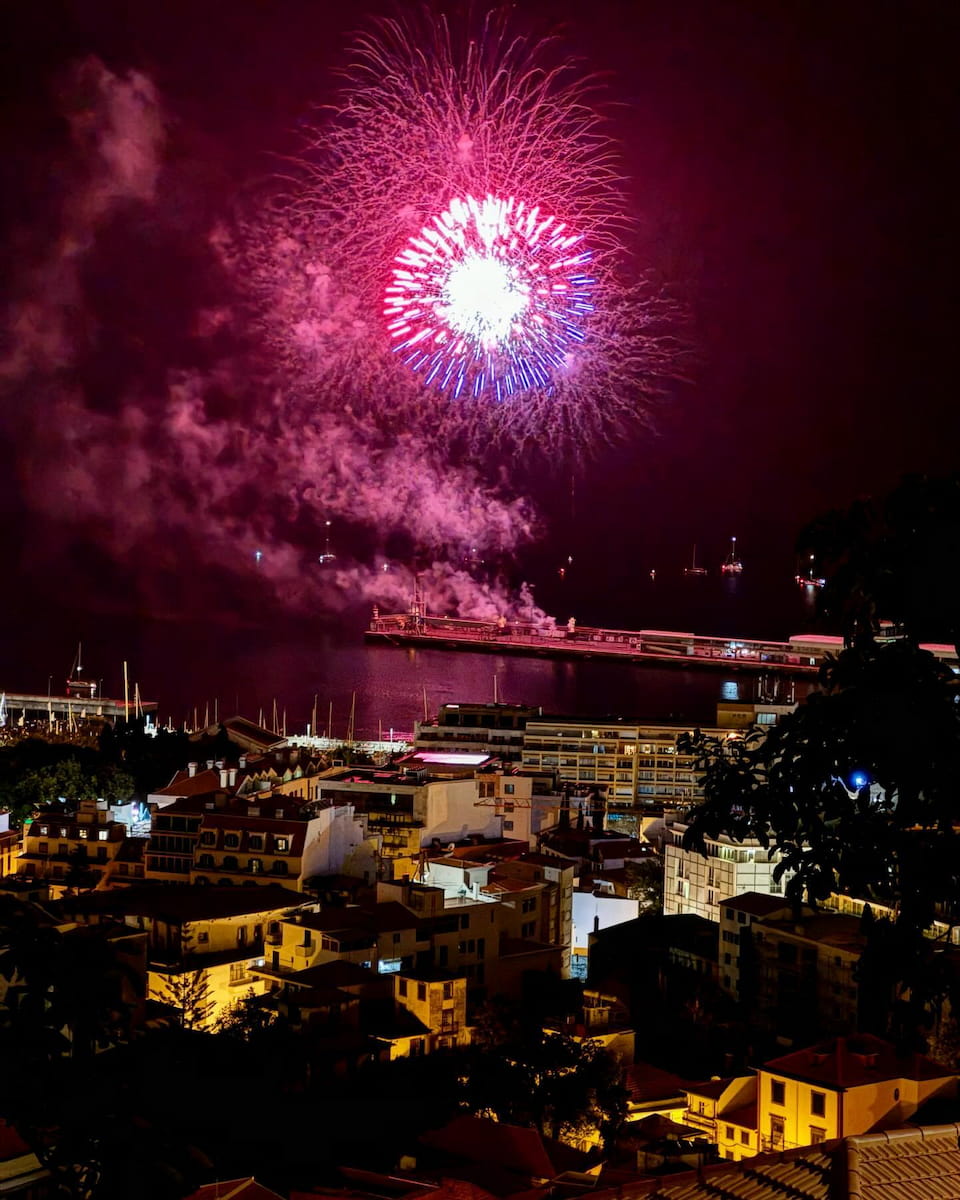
[1,59,546,624]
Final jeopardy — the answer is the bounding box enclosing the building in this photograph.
[680,1034,957,1163]
[718,892,795,999]
[17,799,132,894]
[146,777,368,891]
[58,883,311,1026]
[315,763,505,879]
[749,910,866,1041]
[571,888,640,980]
[520,716,728,816]
[394,967,470,1052]
[0,811,20,877]
[414,702,539,761]
[663,820,791,921]
[757,1035,955,1154]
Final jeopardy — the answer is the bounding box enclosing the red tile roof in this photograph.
[764,1034,954,1089]
[188,1180,284,1200]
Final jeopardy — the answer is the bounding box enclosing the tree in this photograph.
[682,635,960,1043]
[216,989,276,1041]
[156,968,214,1032]
[460,1027,627,1150]
[624,856,664,914]
[156,924,214,1032]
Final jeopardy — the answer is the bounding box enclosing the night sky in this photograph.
[2,0,958,677]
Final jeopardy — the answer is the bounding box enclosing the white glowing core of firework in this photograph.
[439,253,529,346]
[385,192,595,399]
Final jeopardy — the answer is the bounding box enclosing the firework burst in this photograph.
[385,193,596,400]
[244,5,685,457]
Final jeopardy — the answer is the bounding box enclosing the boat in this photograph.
[721,536,743,574]
[65,643,97,699]
[683,544,708,577]
[795,554,825,589]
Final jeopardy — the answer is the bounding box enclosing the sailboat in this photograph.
[721,536,743,574]
[683,544,708,577]
[795,553,826,589]
[65,643,97,699]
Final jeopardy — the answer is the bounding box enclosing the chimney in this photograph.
[238,755,247,768]
[227,768,237,787]
[206,759,214,770]
[215,760,225,770]
[187,762,198,778]
[219,769,229,789]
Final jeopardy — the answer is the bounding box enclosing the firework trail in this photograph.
[242,4,684,458]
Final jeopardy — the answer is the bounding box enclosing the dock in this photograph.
[0,691,158,726]
[368,614,828,674]
[366,614,960,675]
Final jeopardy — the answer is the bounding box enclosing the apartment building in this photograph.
[663,820,791,921]
[520,716,727,816]
[414,703,539,762]
[718,892,794,998]
[315,764,503,879]
[17,799,130,893]
[60,883,310,1026]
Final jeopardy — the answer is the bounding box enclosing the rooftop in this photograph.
[764,1034,953,1088]
[723,891,794,918]
[58,883,308,924]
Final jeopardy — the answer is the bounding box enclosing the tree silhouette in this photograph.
[682,635,960,1043]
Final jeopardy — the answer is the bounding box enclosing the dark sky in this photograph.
[1,0,958,663]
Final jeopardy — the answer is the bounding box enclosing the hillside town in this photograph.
[4,651,960,1200]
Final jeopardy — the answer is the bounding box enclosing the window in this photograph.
[725,907,734,920]
[771,1080,786,1106]
[521,921,535,937]
[197,931,209,943]
[810,1091,826,1117]
[417,983,426,1001]
[223,856,238,870]
[78,829,88,839]
[38,841,48,854]
[740,1130,750,1146]
[504,783,515,795]
[38,826,48,836]
[503,820,514,831]
[248,835,263,850]
[272,861,288,875]
[737,912,747,925]
[201,832,216,846]
[725,1126,734,1140]
[398,979,407,997]
[460,915,470,930]
[275,837,289,853]
[249,858,262,873]
[198,854,214,868]
[393,932,401,944]
[809,1127,826,1145]
[98,830,108,841]
[224,834,239,849]
[443,982,454,1000]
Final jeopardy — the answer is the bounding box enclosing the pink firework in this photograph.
[240,5,686,457]
[385,193,596,401]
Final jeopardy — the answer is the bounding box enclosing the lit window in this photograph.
[98,830,108,841]
[78,829,88,839]
[275,837,288,853]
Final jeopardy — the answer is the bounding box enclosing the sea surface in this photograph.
[1,564,825,738]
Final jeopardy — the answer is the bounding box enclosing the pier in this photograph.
[0,691,158,727]
[366,613,959,675]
